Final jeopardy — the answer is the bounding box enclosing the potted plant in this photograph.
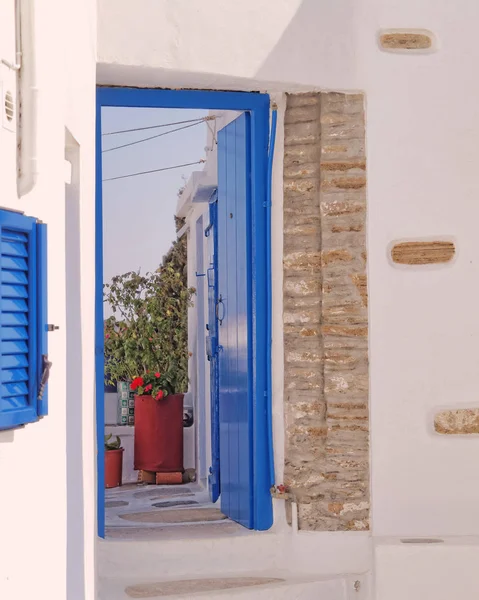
[129,368,185,474]
[103,225,195,477]
[104,434,124,488]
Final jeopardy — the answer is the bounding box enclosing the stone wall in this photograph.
[283,92,369,531]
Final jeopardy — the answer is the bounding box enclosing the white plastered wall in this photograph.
[98,0,479,538]
[0,1,96,599]
[100,0,479,598]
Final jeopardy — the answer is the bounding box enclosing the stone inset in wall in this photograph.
[434,409,479,435]
[391,241,455,265]
[283,92,369,532]
[379,30,435,52]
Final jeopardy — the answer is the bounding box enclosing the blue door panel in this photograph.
[235,121,253,526]
[225,121,239,524]
[207,197,221,503]
[217,142,230,518]
[217,113,254,529]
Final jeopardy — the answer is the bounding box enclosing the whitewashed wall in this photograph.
[0,1,96,599]
[98,0,479,536]
[98,1,479,596]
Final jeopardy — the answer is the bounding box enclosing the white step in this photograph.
[99,530,371,580]
[99,572,365,600]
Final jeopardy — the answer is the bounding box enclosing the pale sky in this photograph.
[101,107,208,298]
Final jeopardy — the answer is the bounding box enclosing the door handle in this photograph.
[216,294,225,325]
[207,266,215,288]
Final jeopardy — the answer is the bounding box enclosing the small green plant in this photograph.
[104,433,121,451]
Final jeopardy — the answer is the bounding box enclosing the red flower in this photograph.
[144,384,152,392]
[155,372,161,378]
[156,390,164,400]
[105,334,110,339]
[130,376,144,391]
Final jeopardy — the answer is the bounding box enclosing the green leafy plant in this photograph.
[105,433,121,450]
[104,218,195,397]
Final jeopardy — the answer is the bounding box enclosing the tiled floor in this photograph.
[105,482,245,540]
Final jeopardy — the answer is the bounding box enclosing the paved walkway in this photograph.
[105,482,245,540]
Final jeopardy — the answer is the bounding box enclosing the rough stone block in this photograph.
[284,104,321,125]
[379,30,434,51]
[283,91,368,532]
[285,143,322,166]
[286,93,321,108]
[284,120,321,146]
[284,161,321,179]
[434,409,479,434]
[391,240,455,265]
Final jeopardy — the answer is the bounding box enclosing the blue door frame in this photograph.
[95,87,273,538]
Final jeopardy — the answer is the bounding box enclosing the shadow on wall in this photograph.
[0,431,14,443]
[97,0,360,92]
[255,0,360,89]
[65,130,85,600]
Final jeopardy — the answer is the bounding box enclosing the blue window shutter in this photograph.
[0,209,47,429]
[36,222,48,416]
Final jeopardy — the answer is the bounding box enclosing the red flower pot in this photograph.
[105,448,124,488]
[134,393,184,473]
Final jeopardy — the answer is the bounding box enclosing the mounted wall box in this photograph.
[0,208,49,430]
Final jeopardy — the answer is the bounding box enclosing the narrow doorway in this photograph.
[95,88,274,540]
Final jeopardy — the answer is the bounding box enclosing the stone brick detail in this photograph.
[391,241,455,265]
[379,30,434,51]
[283,92,369,531]
[434,409,479,435]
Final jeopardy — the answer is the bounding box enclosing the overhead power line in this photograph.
[102,159,206,183]
[102,116,216,136]
[102,120,206,154]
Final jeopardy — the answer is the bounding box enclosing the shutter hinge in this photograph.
[37,355,52,400]
[47,324,59,332]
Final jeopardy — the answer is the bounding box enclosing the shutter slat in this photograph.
[1,312,28,326]
[2,231,28,243]
[2,284,28,298]
[2,269,28,284]
[2,326,28,341]
[2,382,28,397]
[1,396,29,409]
[2,298,28,312]
[1,368,28,383]
[1,354,28,368]
[2,256,28,271]
[2,240,28,258]
[2,340,28,355]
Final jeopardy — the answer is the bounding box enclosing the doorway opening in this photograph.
[96,88,274,541]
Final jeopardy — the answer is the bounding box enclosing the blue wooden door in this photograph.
[206,195,220,503]
[217,113,253,528]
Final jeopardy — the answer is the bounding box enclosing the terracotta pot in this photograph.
[134,393,184,473]
[105,448,124,488]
